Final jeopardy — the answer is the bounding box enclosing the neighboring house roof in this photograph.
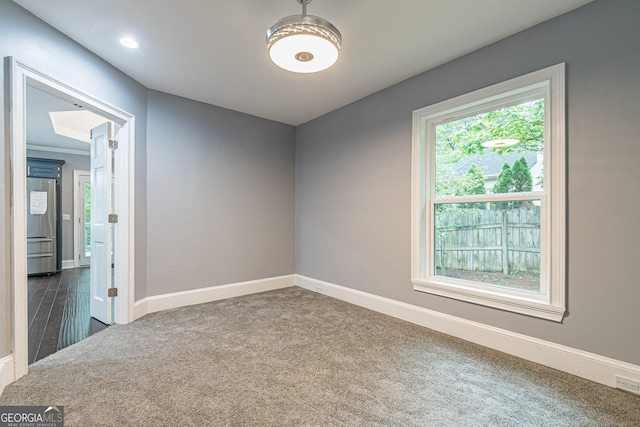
[452,149,538,177]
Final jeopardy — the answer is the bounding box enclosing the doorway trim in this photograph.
[8,57,136,381]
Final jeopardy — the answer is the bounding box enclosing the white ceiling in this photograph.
[15,0,592,126]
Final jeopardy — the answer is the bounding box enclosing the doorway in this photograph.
[25,85,113,363]
[9,57,136,380]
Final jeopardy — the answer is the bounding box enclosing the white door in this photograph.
[90,122,112,324]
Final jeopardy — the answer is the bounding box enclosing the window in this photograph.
[411,64,566,321]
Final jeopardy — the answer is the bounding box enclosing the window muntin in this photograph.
[411,64,565,321]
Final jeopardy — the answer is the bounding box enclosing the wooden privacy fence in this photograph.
[435,206,540,275]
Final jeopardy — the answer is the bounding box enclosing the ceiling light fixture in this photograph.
[481,138,520,148]
[120,37,141,49]
[267,0,342,73]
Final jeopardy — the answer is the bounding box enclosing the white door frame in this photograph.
[8,57,136,381]
[73,170,91,267]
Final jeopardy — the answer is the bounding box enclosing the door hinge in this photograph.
[108,288,118,297]
[108,139,118,150]
[108,214,118,223]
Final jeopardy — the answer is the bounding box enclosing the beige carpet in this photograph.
[2,287,639,426]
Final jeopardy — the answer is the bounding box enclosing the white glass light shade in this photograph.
[267,15,341,73]
[119,37,140,49]
[481,138,520,148]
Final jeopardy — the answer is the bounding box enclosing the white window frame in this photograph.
[411,63,566,321]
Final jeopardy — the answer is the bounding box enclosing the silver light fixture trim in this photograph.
[267,0,342,73]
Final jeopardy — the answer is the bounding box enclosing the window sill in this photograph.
[412,278,565,322]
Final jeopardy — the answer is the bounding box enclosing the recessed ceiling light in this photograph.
[120,37,141,49]
[481,138,519,148]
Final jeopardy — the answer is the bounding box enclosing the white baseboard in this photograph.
[61,260,75,270]
[134,274,296,320]
[0,355,15,397]
[6,273,636,396]
[296,275,640,390]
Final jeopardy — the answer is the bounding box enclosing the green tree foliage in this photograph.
[491,157,533,209]
[512,157,533,193]
[84,182,91,248]
[436,99,544,157]
[466,165,486,195]
[437,164,488,206]
[493,162,512,193]
[492,163,512,210]
[435,98,544,198]
[459,165,487,209]
[511,157,533,208]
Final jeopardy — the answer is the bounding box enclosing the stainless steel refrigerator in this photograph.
[27,158,64,275]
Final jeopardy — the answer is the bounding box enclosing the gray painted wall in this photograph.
[0,0,148,358]
[146,91,295,296]
[26,150,90,262]
[296,0,640,366]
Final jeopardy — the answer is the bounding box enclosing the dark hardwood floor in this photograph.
[28,267,108,364]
